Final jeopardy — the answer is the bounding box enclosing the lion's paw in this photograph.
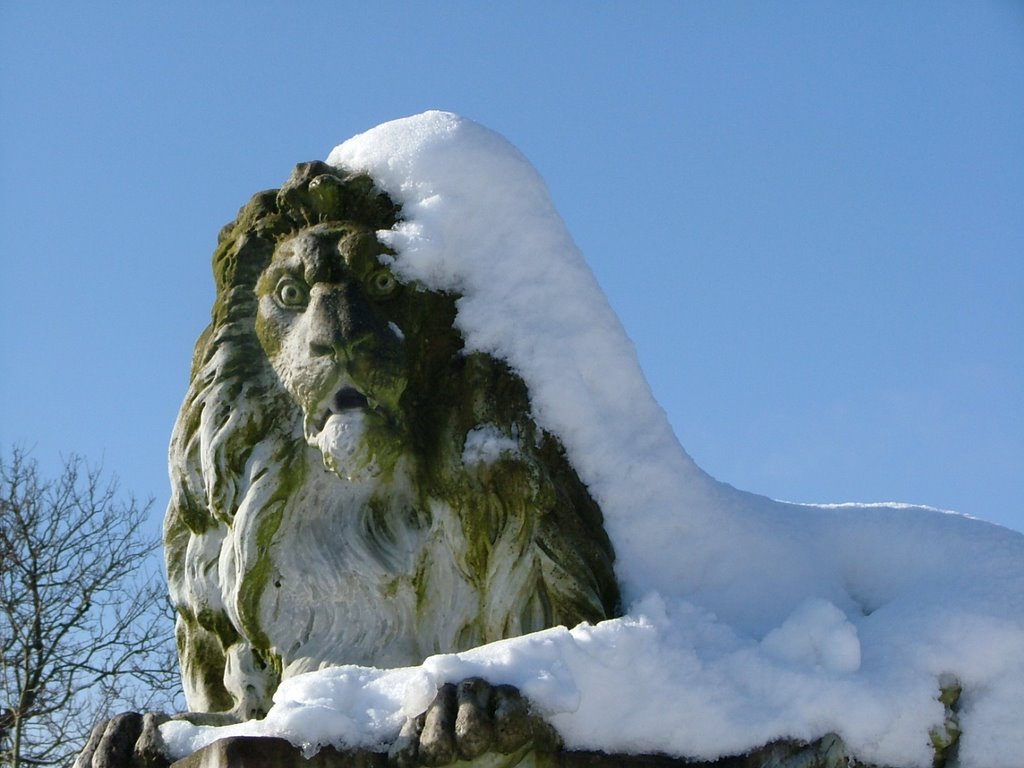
[389,679,558,767]
[75,712,170,768]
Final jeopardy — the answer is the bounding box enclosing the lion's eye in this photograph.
[275,278,309,309]
[366,269,398,299]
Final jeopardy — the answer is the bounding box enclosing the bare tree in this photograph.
[0,448,180,768]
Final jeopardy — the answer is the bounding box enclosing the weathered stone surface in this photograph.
[136,713,173,768]
[170,737,385,768]
[164,732,882,768]
[388,678,555,768]
[75,713,142,768]
[165,161,621,722]
[78,158,622,768]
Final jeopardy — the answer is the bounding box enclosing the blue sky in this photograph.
[1,2,1021,538]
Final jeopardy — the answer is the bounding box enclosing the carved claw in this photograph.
[454,678,494,759]
[75,712,170,768]
[389,679,558,767]
[420,683,457,765]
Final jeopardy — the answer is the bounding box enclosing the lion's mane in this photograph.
[164,162,620,719]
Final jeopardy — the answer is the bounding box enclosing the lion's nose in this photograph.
[309,337,338,359]
[308,305,349,359]
[307,288,371,359]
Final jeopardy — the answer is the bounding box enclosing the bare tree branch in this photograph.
[0,447,182,768]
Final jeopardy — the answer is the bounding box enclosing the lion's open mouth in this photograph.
[301,386,384,481]
[306,387,371,440]
[331,387,369,413]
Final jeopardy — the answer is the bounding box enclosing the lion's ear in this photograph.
[209,193,283,303]
[218,190,278,245]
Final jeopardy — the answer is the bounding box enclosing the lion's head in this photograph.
[254,221,411,483]
[164,162,620,719]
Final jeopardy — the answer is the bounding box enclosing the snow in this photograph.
[461,425,521,465]
[161,112,1024,767]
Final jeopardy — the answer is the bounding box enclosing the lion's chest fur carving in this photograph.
[164,162,620,719]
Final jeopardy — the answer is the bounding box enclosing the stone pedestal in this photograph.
[167,735,859,768]
[170,737,386,768]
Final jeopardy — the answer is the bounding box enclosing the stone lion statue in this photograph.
[78,161,620,767]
